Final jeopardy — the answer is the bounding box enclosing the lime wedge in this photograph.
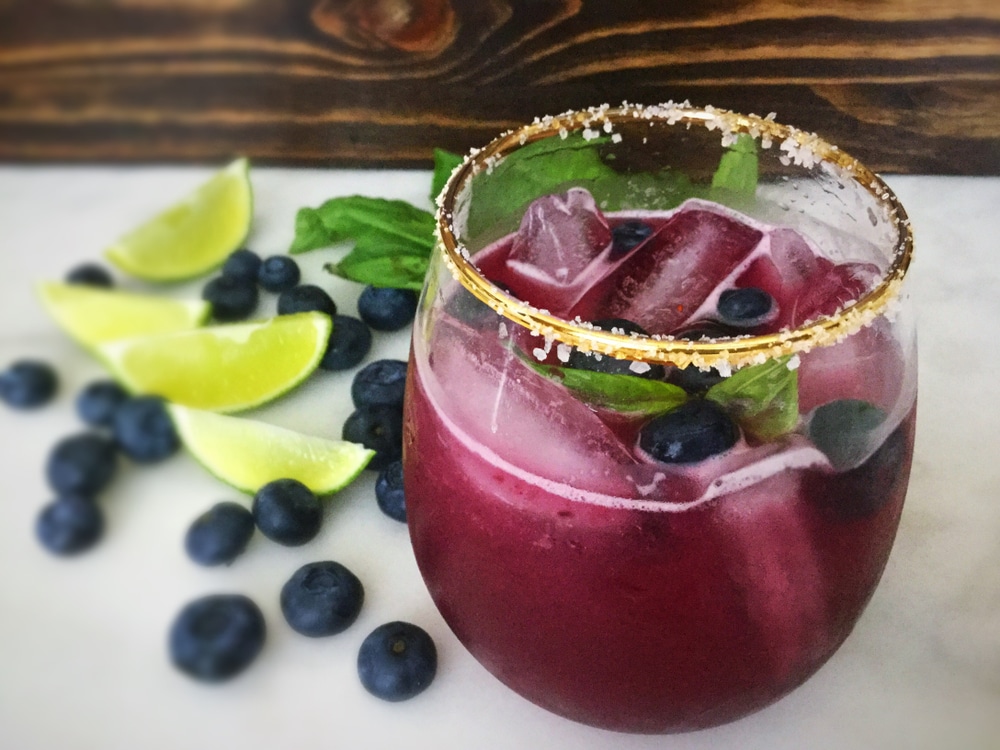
[37,282,210,349]
[97,312,331,412]
[104,158,252,281]
[168,404,374,494]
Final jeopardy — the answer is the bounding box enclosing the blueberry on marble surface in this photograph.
[638,399,739,464]
[168,594,266,682]
[76,380,129,427]
[1,359,58,409]
[280,561,364,637]
[257,255,300,293]
[185,502,256,566]
[375,460,406,523]
[252,478,322,546]
[357,621,437,702]
[357,286,418,331]
[36,495,104,556]
[342,406,403,472]
[113,396,179,463]
[65,262,114,288]
[351,359,408,410]
[46,432,117,496]
[319,315,372,371]
[277,284,337,317]
[202,275,259,322]
[221,248,262,283]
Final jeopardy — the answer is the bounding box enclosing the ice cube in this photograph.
[426,316,638,495]
[504,189,612,313]
[575,201,763,334]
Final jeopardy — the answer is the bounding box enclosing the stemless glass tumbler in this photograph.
[403,103,916,733]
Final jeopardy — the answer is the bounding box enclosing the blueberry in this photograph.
[35,495,104,555]
[717,287,777,328]
[342,406,403,471]
[168,594,266,682]
[277,284,337,318]
[202,275,259,322]
[357,621,437,702]
[184,502,256,566]
[638,399,739,464]
[669,365,724,394]
[610,220,654,258]
[805,424,909,520]
[252,478,322,546]
[566,319,664,380]
[808,399,887,470]
[113,396,179,463]
[221,249,262,282]
[1,359,58,409]
[46,432,117,496]
[357,286,418,332]
[66,263,113,288]
[445,281,510,328]
[351,359,408,410]
[257,256,300,293]
[280,561,364,637]
[319,315,372,371]
[374,460,406,523]
[666,328,732,393]
[75,380,129,427]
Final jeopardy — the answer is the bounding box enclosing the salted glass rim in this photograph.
[434,102,913,371]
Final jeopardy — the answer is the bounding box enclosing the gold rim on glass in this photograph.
[436,102,913,371]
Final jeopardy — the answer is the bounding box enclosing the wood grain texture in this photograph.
[1,0,998,173]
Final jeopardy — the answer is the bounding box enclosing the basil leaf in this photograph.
[527,360,688,416]
[710,133,759,202]
[466,133,616,238]
[324,240,429,291]
[290,196,435,255]
[431,149,464,203]
[706,356,798,440]
[289,207,335,255]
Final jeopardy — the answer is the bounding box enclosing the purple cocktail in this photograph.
[404,104,916,733]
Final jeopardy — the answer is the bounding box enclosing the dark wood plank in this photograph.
[1,0,998,173]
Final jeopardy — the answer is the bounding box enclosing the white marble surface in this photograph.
[0,165,998,750]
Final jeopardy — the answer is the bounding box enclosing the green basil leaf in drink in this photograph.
[526,359,688,416]
[324,240,429,291]
[466,133,616,239]
[431,149,464,203]
[710,133,759,203]
[591,168,701,213]
[705,356,798,441]
[290,196,436,255]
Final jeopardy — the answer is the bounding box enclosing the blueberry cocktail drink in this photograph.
[403,104,916,733]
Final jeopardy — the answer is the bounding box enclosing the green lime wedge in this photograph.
[96,312,331,412]
[168,404,374,494]
[37,282,211,349]
[104,158,253,281]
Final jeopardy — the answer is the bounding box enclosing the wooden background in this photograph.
[1,0,998,174]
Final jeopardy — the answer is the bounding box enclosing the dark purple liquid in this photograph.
[404,199,915,732]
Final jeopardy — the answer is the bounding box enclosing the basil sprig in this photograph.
[527,354,798,441]
[705,356,799,440]
[526,360,688,416]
